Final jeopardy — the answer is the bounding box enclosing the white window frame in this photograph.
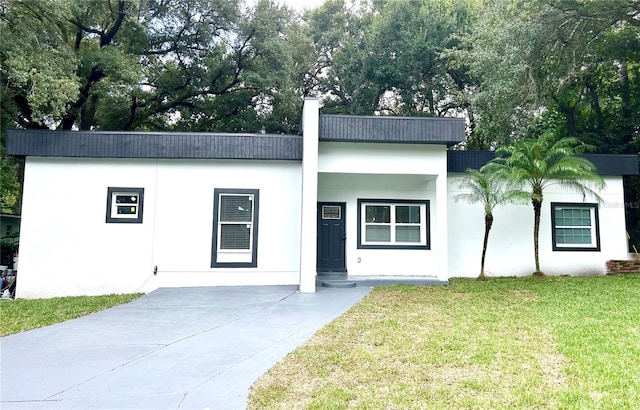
[551,202,600,251]
[357,199,430,250]
[322,205,341,220]
[211,188,259,268]
[106,187,144,224]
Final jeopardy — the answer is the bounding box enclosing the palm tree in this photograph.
[492,135,605,276]
[454,165,524,280]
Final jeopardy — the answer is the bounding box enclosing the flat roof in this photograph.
[7,114,467,159]
[7,130,303,160]
[447,150,639,176]
[319,114,465,146]
[7,130,637,176]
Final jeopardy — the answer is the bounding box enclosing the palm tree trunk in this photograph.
[479,213,494,280]
[532,189,544,277]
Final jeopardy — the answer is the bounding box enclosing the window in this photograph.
[357,199,430,249]
[106,187,144,223]
[322,205,341,220]
[551,202,600,251]
[211,189,259,267]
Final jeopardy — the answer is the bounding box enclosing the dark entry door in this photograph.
[317,202,346,273]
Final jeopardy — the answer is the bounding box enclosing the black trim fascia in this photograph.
[319,114,465,146]
[106,187,144,224]
[447,150,639,176]
[356,199,430,250]
[7,130,302,161]
[550,202,601,252]
[211,188,259,268]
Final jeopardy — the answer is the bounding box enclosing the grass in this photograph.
[0,293,141,336]
[249,275,640,409]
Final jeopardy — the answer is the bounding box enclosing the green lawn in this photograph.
[0,293,141,336]
[249,275,640,409]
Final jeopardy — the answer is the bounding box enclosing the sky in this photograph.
[279,0,327,12]
[245,0,327,14]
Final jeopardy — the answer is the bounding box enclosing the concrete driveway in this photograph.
[0,285,371,410]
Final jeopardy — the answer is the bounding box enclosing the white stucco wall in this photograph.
[17,157,301,298]
[18,158,157,298]
[150,160,302,290]
[318,142,447,175]
[448,175,629,278]
[317,142,448,280]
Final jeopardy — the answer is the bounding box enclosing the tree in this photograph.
[305,0,477,119]
[0,0,305,133]
[454,0,546,149]
[1,105,22,215]
[0,145,20,214]
[454,166,524,280]
[492,134,605,276]
[457,0,640,150]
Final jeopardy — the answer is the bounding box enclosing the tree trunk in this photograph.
[585,75,606,145]
[552,93,577,137]
[564,105,577,137]
[467,108,477,146]
[60,67,105,130]
[620,61,630,121]
[479,212,494,281]
[619,61,632,149]
[79,94,99,131]
[60,0,125,130]
[532,188,544,277]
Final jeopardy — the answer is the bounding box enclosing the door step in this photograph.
[317,272,353,288]
[321,280,357,288]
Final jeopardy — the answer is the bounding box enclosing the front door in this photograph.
[317,202,346,273]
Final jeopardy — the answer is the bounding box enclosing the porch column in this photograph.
[299,97,320,292]
[436,173,449,281]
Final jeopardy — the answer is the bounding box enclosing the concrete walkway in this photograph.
[0,286,372,410]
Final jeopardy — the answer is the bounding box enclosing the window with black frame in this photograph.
[551,202,600,251]
[211,188,259,267]
[106,187,144,223]
[357,199,430,249]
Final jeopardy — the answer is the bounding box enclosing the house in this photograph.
[448,151,638,278]
[6,98,639,298]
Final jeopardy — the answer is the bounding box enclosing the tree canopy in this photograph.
[2,0,638,142]
[305,0,477,118]
[0,0,307,133]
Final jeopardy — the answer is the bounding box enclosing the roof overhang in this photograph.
[7,130,303,161]
[319,114,465,146]
[447,150,640,176]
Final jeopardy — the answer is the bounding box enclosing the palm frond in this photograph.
[454,166,527,214]
[490,136,605,201]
